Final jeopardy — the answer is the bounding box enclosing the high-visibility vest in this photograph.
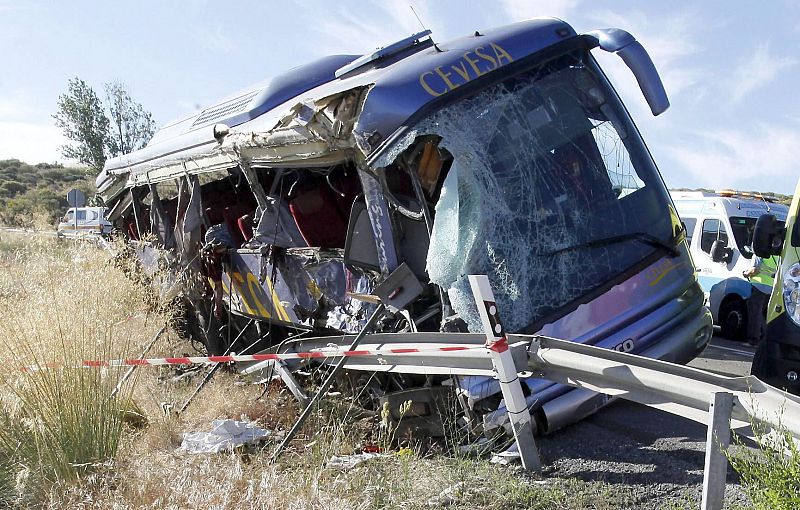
[751,255,778,288]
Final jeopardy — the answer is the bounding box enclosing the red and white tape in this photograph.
[20,344,485,372]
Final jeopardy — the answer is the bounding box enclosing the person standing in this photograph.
[743,254,778,346]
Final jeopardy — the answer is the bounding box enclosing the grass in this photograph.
[0,231,756,509]
[0,233,166,505]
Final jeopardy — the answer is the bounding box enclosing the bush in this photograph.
[728,421,800,509]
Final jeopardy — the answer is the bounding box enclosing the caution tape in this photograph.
[20,344,486,372]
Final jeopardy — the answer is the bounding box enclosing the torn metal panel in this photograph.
[148,184,175,249]
[119,89,366,189]
[220,248,376,333]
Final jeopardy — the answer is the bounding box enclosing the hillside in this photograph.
[0,159,95,228]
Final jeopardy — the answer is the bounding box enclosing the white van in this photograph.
[671,190,788,339]
[57,207,113,236]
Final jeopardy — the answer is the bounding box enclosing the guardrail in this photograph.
[260,275,800,510]
[524,333,800,509]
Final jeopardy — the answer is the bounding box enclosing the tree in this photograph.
[105,81,157,157]
[53,78,110,172]
[53,78,157,172]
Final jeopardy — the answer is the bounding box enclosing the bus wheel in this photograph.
[719,297,747,341]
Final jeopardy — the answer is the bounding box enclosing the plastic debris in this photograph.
[180,419,271,454]
[326,452,384,470]
[490,441,521,465]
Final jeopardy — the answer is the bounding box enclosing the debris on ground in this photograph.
[180,419,272,454]
[326,452,385,470]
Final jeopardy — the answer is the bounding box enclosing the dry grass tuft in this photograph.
[0,234,637,509]
[0,234,169,505]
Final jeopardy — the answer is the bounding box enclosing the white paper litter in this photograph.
[180,419,271,454]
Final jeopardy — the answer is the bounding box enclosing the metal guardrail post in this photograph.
[469,275,542,472]
[701,391,733,510]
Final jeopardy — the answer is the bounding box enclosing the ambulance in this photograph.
[671,190,788,339]
[751,180,800,394]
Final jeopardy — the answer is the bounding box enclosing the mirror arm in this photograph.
[583,29,670,116]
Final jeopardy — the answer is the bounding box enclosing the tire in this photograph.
[719,297,747,341]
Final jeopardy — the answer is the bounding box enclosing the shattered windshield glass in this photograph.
[379,53,675,333]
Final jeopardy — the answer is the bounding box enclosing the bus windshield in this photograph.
[377,53,676,333]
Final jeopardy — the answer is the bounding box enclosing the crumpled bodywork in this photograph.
[114,89,367,193]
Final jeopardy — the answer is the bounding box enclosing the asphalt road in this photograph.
[537,332,757,509]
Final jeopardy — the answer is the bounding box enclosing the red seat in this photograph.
[289,186,348,248]
[237,214,254,242]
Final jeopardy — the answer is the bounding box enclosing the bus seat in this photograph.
[289,186,348,248]
[238,214,254,242]
[223,207,245,247]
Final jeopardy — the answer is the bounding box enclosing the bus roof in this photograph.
[99,18,577,192]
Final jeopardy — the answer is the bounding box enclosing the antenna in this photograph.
[410,5,426,32]
[410,5,440,50]
[758,191,771,212]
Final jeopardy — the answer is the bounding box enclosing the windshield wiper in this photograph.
[545,232,680,258]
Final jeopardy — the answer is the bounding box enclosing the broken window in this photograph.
[378,54,674,332]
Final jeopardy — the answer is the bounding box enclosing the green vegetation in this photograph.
[54,77,156,172]
[728,423,800,510]
[0,233,163,505]
[0,159,94,227]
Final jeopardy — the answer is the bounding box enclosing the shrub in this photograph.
[728,421,800,509]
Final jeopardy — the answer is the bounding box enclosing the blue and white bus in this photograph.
[98,18,712,435]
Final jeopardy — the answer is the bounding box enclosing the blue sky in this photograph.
[1,0,798,193]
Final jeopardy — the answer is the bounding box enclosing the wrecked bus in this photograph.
[97,19,712,435]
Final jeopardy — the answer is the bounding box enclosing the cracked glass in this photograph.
[379,53,675,333]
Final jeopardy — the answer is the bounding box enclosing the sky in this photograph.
[1,0,799,193]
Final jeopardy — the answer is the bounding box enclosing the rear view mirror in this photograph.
[752,213,784,258]
[344,199,380,273]
[710,239,732,264]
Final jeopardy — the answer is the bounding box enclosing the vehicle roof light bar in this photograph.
[335,30,433,78]
[716,189,778,203]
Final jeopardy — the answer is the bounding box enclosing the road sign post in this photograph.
[66,188,87,233]
[469,274,542,472]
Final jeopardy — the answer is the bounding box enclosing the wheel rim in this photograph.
[724,308,743,331]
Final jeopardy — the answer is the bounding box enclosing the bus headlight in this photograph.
[783,263,800,326]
